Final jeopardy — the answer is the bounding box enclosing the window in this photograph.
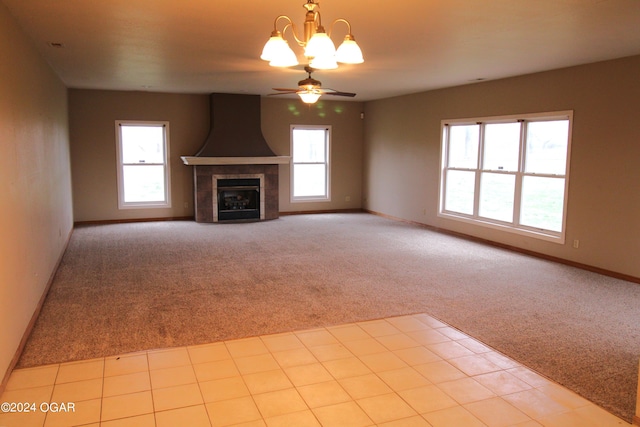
[439,111,572,242]
[291,125,331,202]
[115,121,171,209]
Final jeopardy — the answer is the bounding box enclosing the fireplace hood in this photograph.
[181,93,289,165]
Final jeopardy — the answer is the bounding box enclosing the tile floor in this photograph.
[0,313,632,427]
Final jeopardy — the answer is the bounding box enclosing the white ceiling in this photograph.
[3,0,640,101]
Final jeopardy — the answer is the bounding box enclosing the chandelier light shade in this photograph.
[261,0,364,70]
[298,90,322,104]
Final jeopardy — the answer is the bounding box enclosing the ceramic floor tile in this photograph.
[43,398,101,427]
[296,380,352,409]
[385,316,431,332]
[457,337,493,354]
[377,415,432,427]
[0,408,47,427]
[295,329,340,347]
[483,351,521,369]
[322,357,372,379]
[312,401,373,427]
[252,388,308,419]
[206,396,262,426]
[448,354,503,376]
[147,347,191,370]
[422,405,486,427]
[473,370,533,396]
[264,409,321,427]
[260,332,305,352]
[357,319,402,337]
[101,390,154,421]
[187,342,231,365]
[100,413,156,427]
[398,384,459,414]
[225,337,269,358]
[104,354,148,377]
[235,353,280,375]
[149,364,197,389]
[338,373,392,399]
[327,324,370,342]
[359,351,408,372]
[437,326,470,340]
[342,337,389,356]
[375,333,421,351]
[413,314,448,329]
[356,392,418,424]
[506,366,555,388]
[152,382,203,411]
[377,367,431,391]
[464,396,533,427]
[199,375,250,403]
[307,343,353,362]
[437,377,496,404]
[414,360,467,384]
[156,404,212,427]
[574,405,633,426]
[426,340,476,359]
[393,346,441,366]
[51,377,102,402]
[1,384,54,404]
[283,363,334,386]
[55,359,104,384]
[243,369,293,394]
[406,328,452,345]
[5,365,59,391]
[502,388,571,419]
[103,371,151,397]
[271,347,318,368]
[538,383,592,409]
[192,358,239,382]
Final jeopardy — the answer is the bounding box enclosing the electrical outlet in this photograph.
[573,239,580,249]
[184,202,189,209]
[345,196,351,202]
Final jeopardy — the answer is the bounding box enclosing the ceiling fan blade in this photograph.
[272,88,300,92]
[324,89,356,97]
[267,92,298,97]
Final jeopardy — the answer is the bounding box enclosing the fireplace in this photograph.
[180,93,290,223]
[215,176,262,222]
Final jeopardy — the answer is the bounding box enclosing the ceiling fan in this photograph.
[269,66,356,104]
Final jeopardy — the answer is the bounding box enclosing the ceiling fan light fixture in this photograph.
[298,90,322,104]
[336,35,364,64]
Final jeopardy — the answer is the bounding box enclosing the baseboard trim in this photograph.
[365,209,640,285]
[0,227,73,396]
[633,415,640,426]
[74,216,193,227]
[279,209,365,216]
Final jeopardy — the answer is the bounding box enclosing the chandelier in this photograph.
[260,0,364,70]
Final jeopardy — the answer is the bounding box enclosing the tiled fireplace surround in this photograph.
[193,164,279,223]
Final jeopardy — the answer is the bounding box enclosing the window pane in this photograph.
[483,122,520,172]
[121,125,165,164]
[292,129,326,162]
[123,165,166,202]
[293,164,326,197]
[520,176,565,232]
[525,120,569,175]
[448,125,479,168]
[479,172,515,222]
[444,170,475,215]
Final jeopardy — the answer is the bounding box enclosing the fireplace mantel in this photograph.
[181,156,290,165]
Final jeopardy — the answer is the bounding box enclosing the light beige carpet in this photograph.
[19,213,640,421]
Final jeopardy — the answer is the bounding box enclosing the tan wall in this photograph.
[363,55,640,279]
[69,91,364,221]
[0,3,72,384]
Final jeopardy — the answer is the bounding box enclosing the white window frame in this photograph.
[290,125,331,202]
[438,111,573,243]
[115,120,172,209]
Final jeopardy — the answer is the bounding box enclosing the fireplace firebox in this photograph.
[217,178,260,221]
